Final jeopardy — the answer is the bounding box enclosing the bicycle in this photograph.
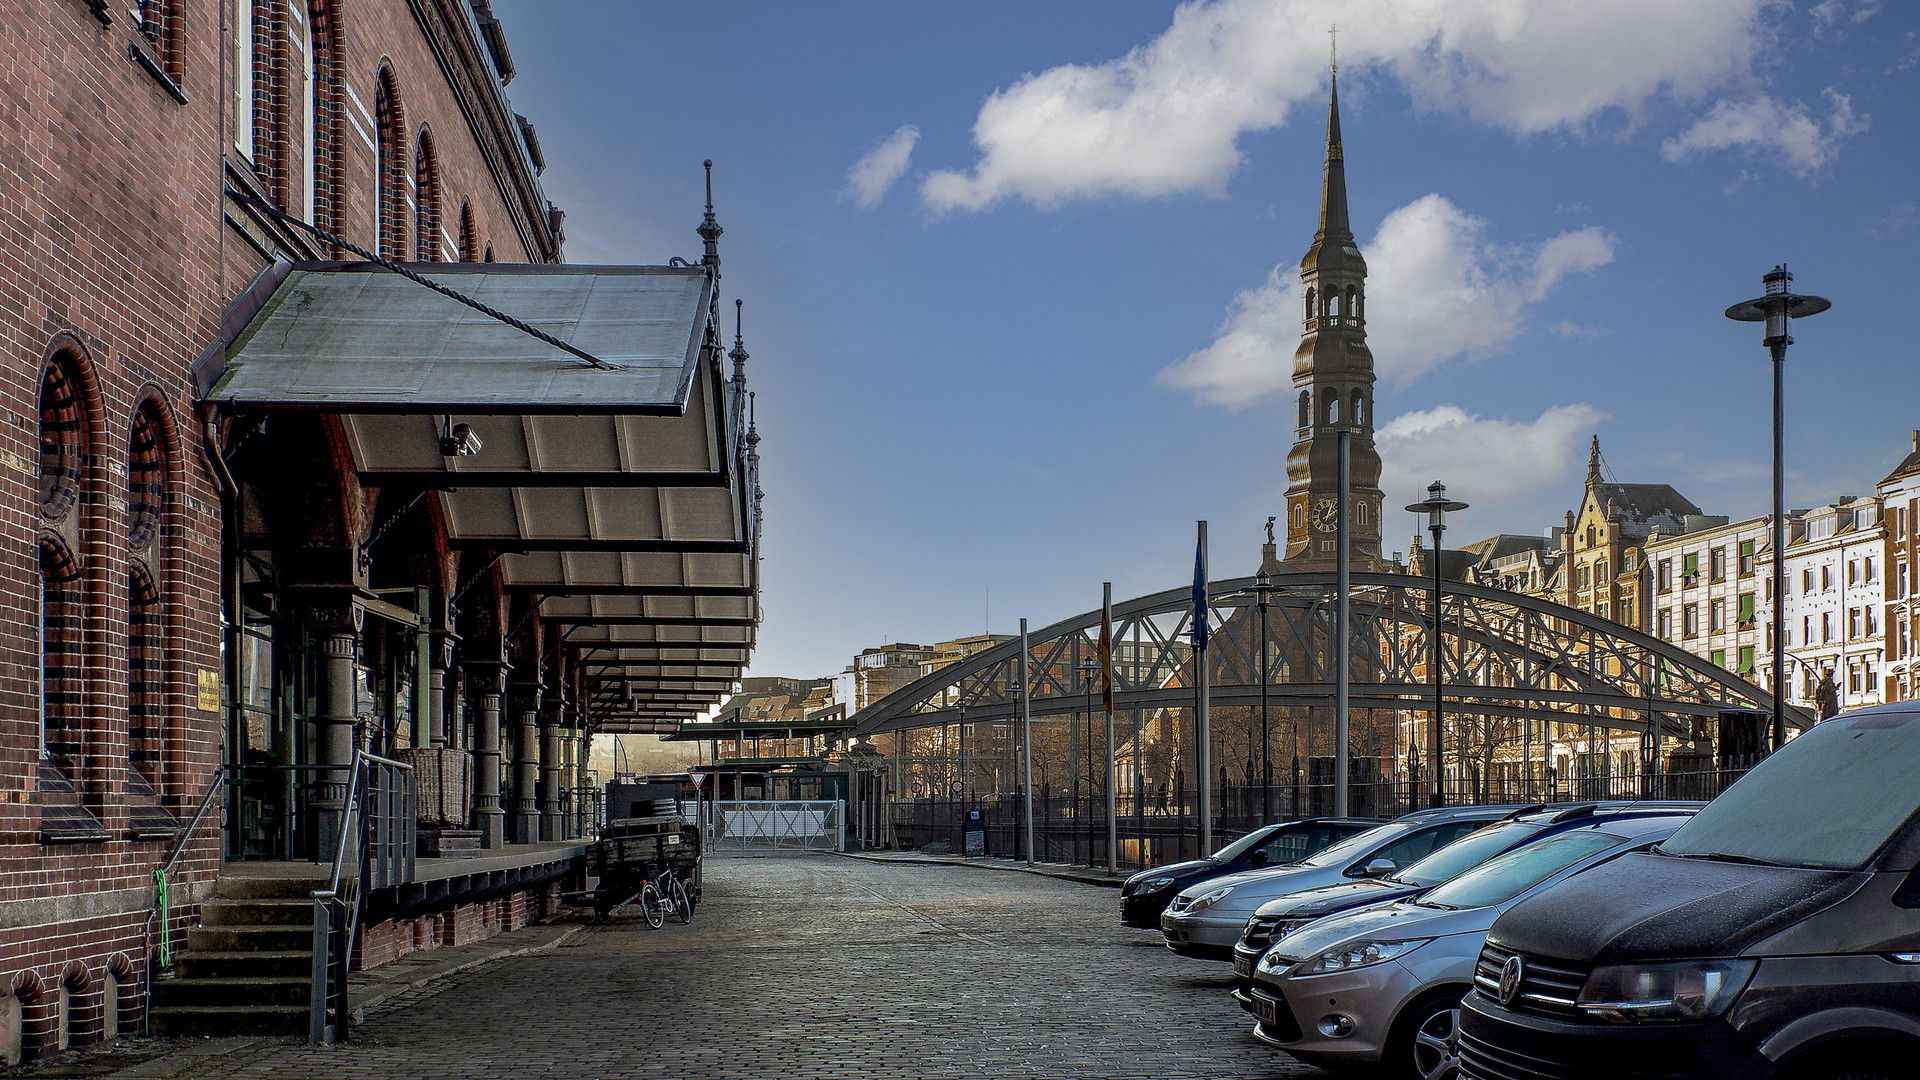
[636,865,693,930]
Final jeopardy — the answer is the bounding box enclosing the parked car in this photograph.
[1246,811,1692,1079]
[1121,818,1380,928]
[1458,701,1920,1080]
[1160,805,1517,958]
[1228,803,1702,1000]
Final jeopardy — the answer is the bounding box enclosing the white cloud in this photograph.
[1661,90,1868,176]
[845,125,920,209]
[1157,193,1613,406]
[922,0,1782,212]
[1551,321,1610,340]
[1377,403,1608,509]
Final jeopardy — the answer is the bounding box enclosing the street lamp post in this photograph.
[1018,619,1033,867]
[1237,570,1278,824]
[1078,656,1098,865]
[1406,481,1468,808]
[1726,265,1829,751]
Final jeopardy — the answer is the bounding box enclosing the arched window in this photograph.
[239,0,293,205]
[128,402,165,550]
[1356,500,1370,526]
[1345,285,1358,320]
[1326,394,1340,426]
[40,358,82,521]
[1351,390,1365,426]
[1292,504,1304,530]
[129,564,161,784]
[310,1,346,246]
[457,201,477,262]
[1304,287,1316,321]
[1297,391,1310,429]
[40,537,81,772]
[483,243,495,263]
[415,128,441,261]
[374,68,407,259]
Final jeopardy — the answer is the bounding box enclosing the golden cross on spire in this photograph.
[1329,24,1338,73]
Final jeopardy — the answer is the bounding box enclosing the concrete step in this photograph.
[149,1003,312,1037]
[174,949,313,980]
[216,873,331,901]
[187,924,314,952]
[152,975,311,1009]
[200,898,318,926]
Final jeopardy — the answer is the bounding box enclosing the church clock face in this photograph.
[1311,498,1340,532]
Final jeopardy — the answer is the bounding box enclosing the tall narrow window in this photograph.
[243,0,294,205]
[310,1,346,245]
[374,68,407,259]
[457,201,477,261]
[40,538,81,770]
[415,129,441,261]
[135,0,182,77]
[129,564,161,785]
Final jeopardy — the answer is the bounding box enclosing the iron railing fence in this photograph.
[891,766,1748,873]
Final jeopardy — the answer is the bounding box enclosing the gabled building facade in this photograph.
[1881,433,1920,703]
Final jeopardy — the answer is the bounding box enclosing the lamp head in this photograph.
[440,422,483,457]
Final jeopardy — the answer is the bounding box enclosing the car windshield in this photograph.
[1210,825,1277,862]
[1393,822,1541,887]
[1420,831,1627,909]
[1295,822,1405,869]
[1659,711,1920,870]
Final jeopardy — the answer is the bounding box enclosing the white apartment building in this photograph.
[1766,497,1887,713]
[1879,434,1920,703]
[1647,515,1773,682]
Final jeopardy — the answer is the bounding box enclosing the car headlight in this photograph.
[1186,886,1233,912]
[1292,939,1432,976]
[1268,917,1316,940]
[1576,960,1757,1022]
[1141,877,1177,892]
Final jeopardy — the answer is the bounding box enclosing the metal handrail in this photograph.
[157,763,228,880]
[142,763,227,1034]
[309,751,415,1045]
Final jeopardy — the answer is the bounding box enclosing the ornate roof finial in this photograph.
[1587,435,1603,490]
[1329,23,1338,74]
[729,298,749,385]
[698,159,723,268]
[746,391,760,452]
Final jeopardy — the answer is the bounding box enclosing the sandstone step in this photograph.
[149,1003,312,1037]
[215,873,331,901]
[174,949,313,980]
[199,897,318,926]
[152,975,310,1009]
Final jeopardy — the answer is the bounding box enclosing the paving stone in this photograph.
[100,853,1324,1079]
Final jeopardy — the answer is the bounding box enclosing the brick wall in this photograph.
[0,0,555,1059]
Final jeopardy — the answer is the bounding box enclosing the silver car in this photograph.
[1160,805,1512,957]
[1246,813,1691,1079]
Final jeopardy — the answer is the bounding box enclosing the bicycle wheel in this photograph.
[668,875,692,924]
[639,881,665,929]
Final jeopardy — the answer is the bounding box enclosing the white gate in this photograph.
[709,800,844,852]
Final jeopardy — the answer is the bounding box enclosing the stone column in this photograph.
[309,601,362,860]
[538,690,564,841]
[427,636,452,749]
[470,664,507,848]
[510,685,542,844]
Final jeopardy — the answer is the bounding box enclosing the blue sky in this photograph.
[493,0,1919,685]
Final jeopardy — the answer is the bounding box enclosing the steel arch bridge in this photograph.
[850,571,1809,771]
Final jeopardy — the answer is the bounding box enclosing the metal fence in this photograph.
[891,766,1750,873]
[709,799,845,852]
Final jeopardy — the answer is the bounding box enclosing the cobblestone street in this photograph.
[111,853,1325,1079]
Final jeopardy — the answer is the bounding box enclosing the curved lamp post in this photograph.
[1726,265,1828,752]
[1406,481,1468,808]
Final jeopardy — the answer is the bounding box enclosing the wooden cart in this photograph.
[587,815,702,920]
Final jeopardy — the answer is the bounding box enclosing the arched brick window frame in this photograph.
[457,200,477,262]
[415,127,442,261]
[127,394,177,788]
[38,338,104,786]
[309,0,347,249]
[374,67,408,259]
[128,562,161,786]
[40,356,83,522]
[135,1,183,78]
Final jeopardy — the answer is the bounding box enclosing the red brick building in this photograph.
[3,0,757,1059]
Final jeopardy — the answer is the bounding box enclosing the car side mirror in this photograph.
[1248,850,1269,869]
[1360,858,1396,878]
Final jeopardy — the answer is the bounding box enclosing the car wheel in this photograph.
[1388,993,1463,1080]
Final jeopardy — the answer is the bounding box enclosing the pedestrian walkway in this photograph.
[834,848,1128,888]
[82,852,1322,1079]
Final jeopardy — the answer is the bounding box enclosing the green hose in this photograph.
[155,868,171,968]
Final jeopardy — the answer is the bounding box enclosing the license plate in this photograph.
[1251,990,1282,1027]
[1233,954,1254,979]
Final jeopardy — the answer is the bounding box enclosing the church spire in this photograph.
[1316,70,1352,246]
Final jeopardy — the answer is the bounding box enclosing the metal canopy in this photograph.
[202,262,759,733]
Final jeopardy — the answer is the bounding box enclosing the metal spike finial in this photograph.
[1329,23,1337,74]
[746,391,760,449]
[698,159,723,267]
[729,298,750,384]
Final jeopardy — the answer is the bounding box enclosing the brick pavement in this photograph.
[95,853,1324,1079]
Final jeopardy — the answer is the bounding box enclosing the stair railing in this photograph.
[308,751,415,1045]
[142,763,227,1033]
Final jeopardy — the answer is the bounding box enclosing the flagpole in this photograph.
[1197,520,1212,854]
[1103,581,1117,874]
[1020,618,1034,867]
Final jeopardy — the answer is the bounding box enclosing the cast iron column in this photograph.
[471,664,507,848]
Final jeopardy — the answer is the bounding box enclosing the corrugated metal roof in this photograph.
[205,263,710,411]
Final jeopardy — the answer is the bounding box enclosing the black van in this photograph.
[1458,702,1920,1080]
